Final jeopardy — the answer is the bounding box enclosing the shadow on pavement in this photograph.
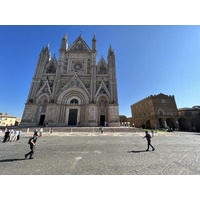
[0,158,25,163]
[127,150,146,153]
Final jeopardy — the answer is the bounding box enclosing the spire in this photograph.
[92,33,97,51]
[92,33,96,41]
[60,33,68,51]
[64,33,67,40]
[46,43,49,50]
[108,44,114,55]
[109,44,112,52]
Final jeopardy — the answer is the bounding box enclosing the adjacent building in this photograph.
[178,106,200,132]
[0,113,17,127]
[131,93,179,130]
[21,33,120,127]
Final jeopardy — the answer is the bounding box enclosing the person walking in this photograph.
[17,130,22,141]
[143,131,155,151]
[9,129,15,142]
[99,127,103,134]
[33,129,38,136]
[25,132,39,159]
[14,129,20,142]
[3,129,10,143]
[39,127,43,136]
[151,128,154,137]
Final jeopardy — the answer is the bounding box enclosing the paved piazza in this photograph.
[0,131,200,175]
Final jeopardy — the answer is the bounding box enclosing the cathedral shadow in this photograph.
[0,158,25,163]
[127,150,146,153]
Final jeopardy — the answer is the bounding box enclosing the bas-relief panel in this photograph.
[109,106,119,120]
[89,106,96,121]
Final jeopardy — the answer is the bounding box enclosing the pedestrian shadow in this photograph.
[127,150,146,153]
[0,158,25,163]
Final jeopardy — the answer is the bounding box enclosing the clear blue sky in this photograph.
[0,25,200,118]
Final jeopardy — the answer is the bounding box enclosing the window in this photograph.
[70,99,79,105]
[187,112,193,117]
[148,112,150,116]
[158,109,164,116]
[162,99,166,104]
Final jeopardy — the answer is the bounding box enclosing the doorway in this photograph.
[68,109,78,125]
[100,115,105,126]
[39,115,45,126]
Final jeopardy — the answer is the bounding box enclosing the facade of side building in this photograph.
[130,93,179,130]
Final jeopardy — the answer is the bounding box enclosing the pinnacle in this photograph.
[93,33,96,41]
[46,43,49,50]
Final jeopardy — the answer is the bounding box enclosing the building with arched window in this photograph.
[130,93,179,130]
[21,33,119,127]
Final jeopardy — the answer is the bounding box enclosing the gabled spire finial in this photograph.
[64,33,67,40]
[109,44,112,51]
[46,42,49,49]
[93,33,96,41]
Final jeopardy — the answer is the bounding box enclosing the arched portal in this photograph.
[159,118,165,129]
[166,118,176,129]
[178,118,189,131]
[146,120,151,129]
[141,124,145,129]
[36,94,49,126]
[97,95,108,126]
[57,87,90,126]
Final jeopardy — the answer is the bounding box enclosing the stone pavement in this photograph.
[0,131,200,175]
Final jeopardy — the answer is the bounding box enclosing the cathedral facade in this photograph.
[21,33,120,127]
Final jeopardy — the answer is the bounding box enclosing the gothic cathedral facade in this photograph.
[21,33,120,127]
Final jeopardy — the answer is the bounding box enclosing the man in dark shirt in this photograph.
[25,133,39,159]
[143,131,155,151]
[3,129,10,143]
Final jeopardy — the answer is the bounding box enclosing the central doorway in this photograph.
[100,115,105,126]
[39,115,45,126]
[68,109,78,125]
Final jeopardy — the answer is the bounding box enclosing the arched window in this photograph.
[162,99,166,103]
[70,99,79,105]
[158,109,164,116]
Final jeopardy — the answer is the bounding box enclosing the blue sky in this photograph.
[0,25,200,118]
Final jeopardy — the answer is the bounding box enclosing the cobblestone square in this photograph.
[0,131,200,175]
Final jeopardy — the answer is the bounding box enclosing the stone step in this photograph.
[1,126,144,134]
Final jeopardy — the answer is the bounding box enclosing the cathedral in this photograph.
[21,33,120,127]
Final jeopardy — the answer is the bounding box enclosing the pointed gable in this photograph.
[97,56,108,74]
[67,35,91,53]
[45,55,58,74]
[95,80,110,97]
[58,73,91,97]
[36,80,52,97]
